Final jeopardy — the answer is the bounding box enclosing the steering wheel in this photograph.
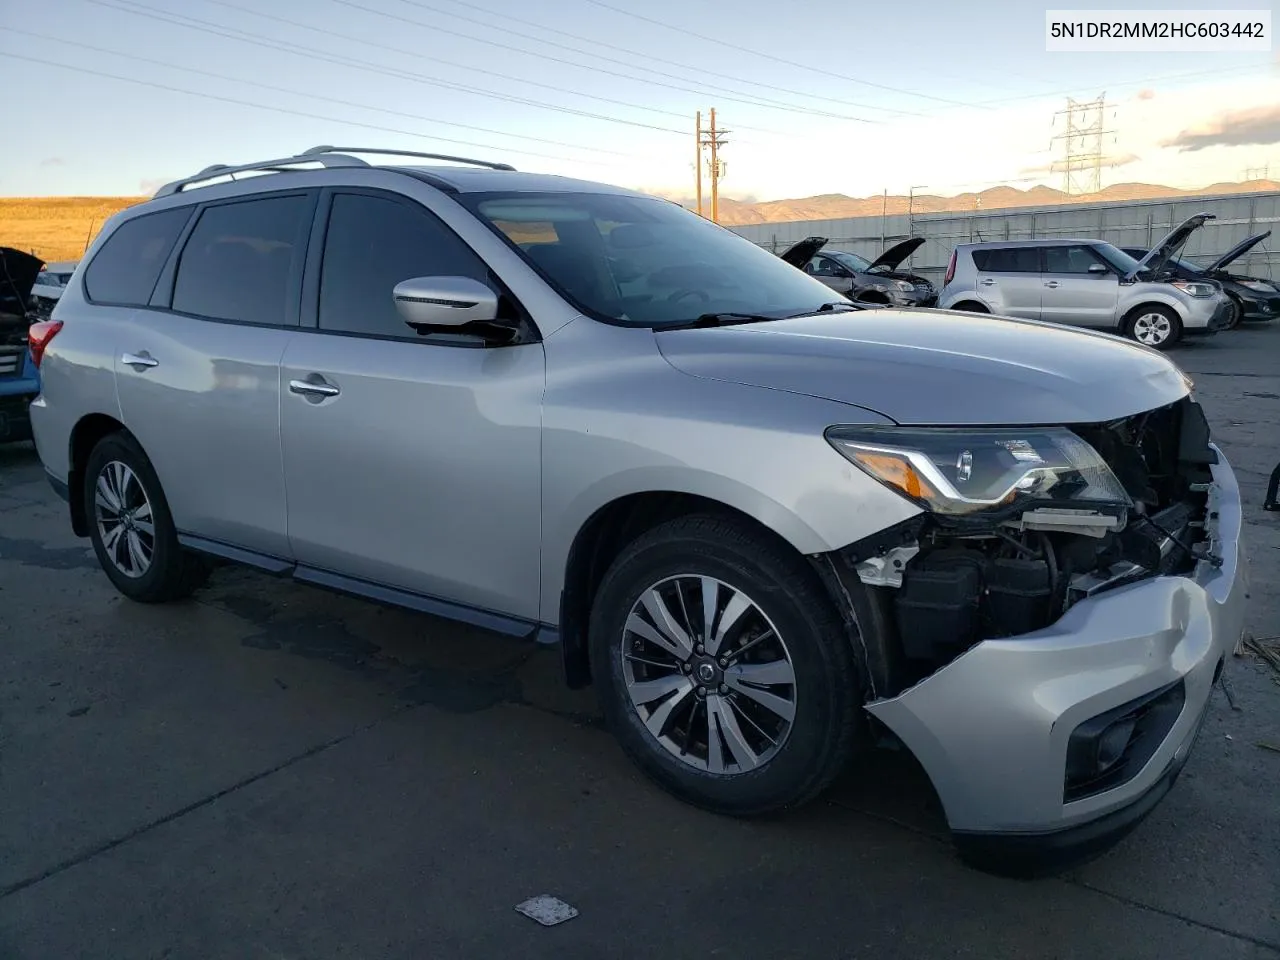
[666,288,711,305]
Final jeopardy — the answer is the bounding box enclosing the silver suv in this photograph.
[28,147,1246,875]
[939,214,1234,349]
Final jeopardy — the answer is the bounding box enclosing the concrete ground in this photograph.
[2,326,1278,960]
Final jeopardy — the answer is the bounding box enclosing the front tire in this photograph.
[1123,304,1182,349]
[589,514,864,816]
[84,432,210,603]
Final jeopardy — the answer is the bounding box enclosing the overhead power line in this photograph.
[390,0,914,118]
[84,0,689,135]
[0,28,627,157]
[580,0,984,109]
[192,0,702,127]
[0,51,605,166]
[328,0,877,124]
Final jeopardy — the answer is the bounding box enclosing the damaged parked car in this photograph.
[1121,231,1278,327]
[0,246,44,443]
[779,236,937,307]
[29,146,1246,876]
[941,213,1234,349]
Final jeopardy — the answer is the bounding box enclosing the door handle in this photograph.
[121,351,158,370]
[289,377,340,399]
[1044,281,1060,288]
[979,279,996,286]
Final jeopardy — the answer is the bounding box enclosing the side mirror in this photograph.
[393,276,499,328]
[1087,263,1108,274]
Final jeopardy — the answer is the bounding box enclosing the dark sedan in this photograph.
[1121,232,1278,326]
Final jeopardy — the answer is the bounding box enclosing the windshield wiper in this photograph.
[814,301,861,313]
[661,312,780,330]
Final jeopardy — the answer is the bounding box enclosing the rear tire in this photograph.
[84,432,210,603]
[589,514,864,816]
[1123,304,1182,349]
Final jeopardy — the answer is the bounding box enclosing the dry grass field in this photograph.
[0,197,144,262]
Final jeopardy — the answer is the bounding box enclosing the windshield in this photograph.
[461,191,846,326]
[829,251,873,272]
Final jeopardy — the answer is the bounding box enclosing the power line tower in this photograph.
[1051,93,1113,196]
[694,109,729,222]
[1243,163,1272,181]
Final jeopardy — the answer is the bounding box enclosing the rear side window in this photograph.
[172,195,312,325]
[318,192,491,339]
[83,207,191,306]
[972,247,1040,273]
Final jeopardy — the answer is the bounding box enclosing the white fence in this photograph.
[727,190,1280,283]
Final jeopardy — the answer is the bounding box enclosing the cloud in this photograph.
[138,178,169,194]
[1106,152,1141,168]
[39,157,65,168]
[1136,89,1156,101]
[1162,103,1280,152]
[1017,162,1055,177]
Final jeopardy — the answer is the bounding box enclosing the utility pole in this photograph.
[907,185,927,238]
[695,111,704,217]
[1051,93,1114,196]
[1244,163,1272,181]
[696,109,729,223]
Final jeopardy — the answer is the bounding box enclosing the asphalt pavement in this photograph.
[2,326,1279,959]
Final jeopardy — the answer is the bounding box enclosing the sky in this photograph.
[1,0,1278,201]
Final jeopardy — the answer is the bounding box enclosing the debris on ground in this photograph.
[1219,674,1241,710]
[1257,741,1280,755]
[515,895,579,926]
[1236,634,1280,685]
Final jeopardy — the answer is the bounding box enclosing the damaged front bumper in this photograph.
[864,446,1247,874]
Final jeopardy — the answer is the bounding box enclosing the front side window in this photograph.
[1091,242,1145,275]
[172,194,311,325]
[84,207,191,306]
[318,192,491,339]
[1043,245,1105,274]
[462,191,844,326]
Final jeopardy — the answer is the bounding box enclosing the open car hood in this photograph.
[1204,230,1270,273]
[0,247,44,317]
[868,237,925,272]
[778,236,828,268]
[1127,213,1213,280]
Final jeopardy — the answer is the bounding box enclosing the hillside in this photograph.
[2,178,1277,262]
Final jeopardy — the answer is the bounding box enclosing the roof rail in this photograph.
[153,151,369,198]
[301,145,516,172]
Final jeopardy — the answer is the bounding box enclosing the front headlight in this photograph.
[894,280,914,292]
[1241,279,1276,293]
[825,426,1131,516]
[1171,280,1216,298]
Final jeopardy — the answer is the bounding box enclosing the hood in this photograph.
[1204,230,1269,273]
[1127,213,1213,280]
[868,237,925,272]
[0,247,44,315]
[655,309,1189,426]
[778,236,828,268]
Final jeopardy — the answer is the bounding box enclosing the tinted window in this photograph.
[84,207,191,305]
[1044,245,1104,274]
[462,191,844,326]
[810,256,848,277]
[172,195,311,325]
[318,193,492,338]
[971,247,1040,273]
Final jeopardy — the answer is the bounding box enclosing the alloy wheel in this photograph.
[93,460,155,578]
[1132,312,1173,346]
[621,575,796,774]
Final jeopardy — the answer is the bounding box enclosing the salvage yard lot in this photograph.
[2,329,1279,959]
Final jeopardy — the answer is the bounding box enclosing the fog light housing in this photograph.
[1064,679,1185,802]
